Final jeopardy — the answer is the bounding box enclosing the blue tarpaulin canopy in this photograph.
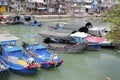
[4,46,21,52]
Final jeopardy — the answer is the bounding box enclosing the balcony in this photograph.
[83,0,93,3]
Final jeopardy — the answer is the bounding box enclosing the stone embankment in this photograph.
[3,12,102,19]
[33,15,71,19]
[33,14,102,19]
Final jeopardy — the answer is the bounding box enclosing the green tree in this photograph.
[106,2,120,48]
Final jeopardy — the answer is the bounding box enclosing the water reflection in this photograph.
[0,18,120,80]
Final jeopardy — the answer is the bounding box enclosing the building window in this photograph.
[1,1,5,5]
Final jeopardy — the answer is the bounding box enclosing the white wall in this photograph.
[27,0,44,3]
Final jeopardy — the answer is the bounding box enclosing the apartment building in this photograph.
[100,0,116,9]
[26,0,66,15]
[1,0,116,15]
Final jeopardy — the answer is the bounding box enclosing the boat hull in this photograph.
[40,41,86,53]
[86,44,101,51]
[0,57,9,80]
[41,61,63,68]
[100,42,114,48]
[10,68,37,75]
[43,60,63,68]
[7,60,37,75]
[0,69,9,80]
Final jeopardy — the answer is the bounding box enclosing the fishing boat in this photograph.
[0,34,39,75]
[88,27,114,47]
[22,34,63,68]
[20,15,44,27]
[0,56,9,80]
[51,22,93,31]
[46,29,101,51]
[86,36,103,51]
[38,30,87,53]
[88,27,107,37]
[86,35,114,48]
[52,22,113,48]
[6,15,22,25]
[48,22,69,30]
[0,15,8,26]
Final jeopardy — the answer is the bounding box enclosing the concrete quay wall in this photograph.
[32,14,101,19]
[33,15,72,19]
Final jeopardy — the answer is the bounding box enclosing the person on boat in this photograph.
[78,22,93,33]
[27,57,42,68]
[85,22,93,28]
[79,26,89,33]
[50,54,57,62]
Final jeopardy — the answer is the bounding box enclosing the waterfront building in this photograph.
[65,0,83,16]
[0,0,117,15]
[26,0,66,15]
[65,0,94,16]
[9,0,26,14]
[26,0,44,14]
[0,0,9,13]
[43,0,66,15]
[83,0,94,14]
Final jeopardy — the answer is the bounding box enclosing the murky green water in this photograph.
[1,18,120,80]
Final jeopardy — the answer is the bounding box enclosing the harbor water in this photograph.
[1,18,120,80]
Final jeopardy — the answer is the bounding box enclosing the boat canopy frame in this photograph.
[39,30,71,39]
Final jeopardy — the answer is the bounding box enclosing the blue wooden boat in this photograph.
[0,56,9,80]
[86,42,101,51]
[23,43,63,68]
[20,15,44,27]
[48,23,61,30]
[29,21,44,27]
[7,16,22,25]
[0,34,38,75]
[22,34,63,68]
